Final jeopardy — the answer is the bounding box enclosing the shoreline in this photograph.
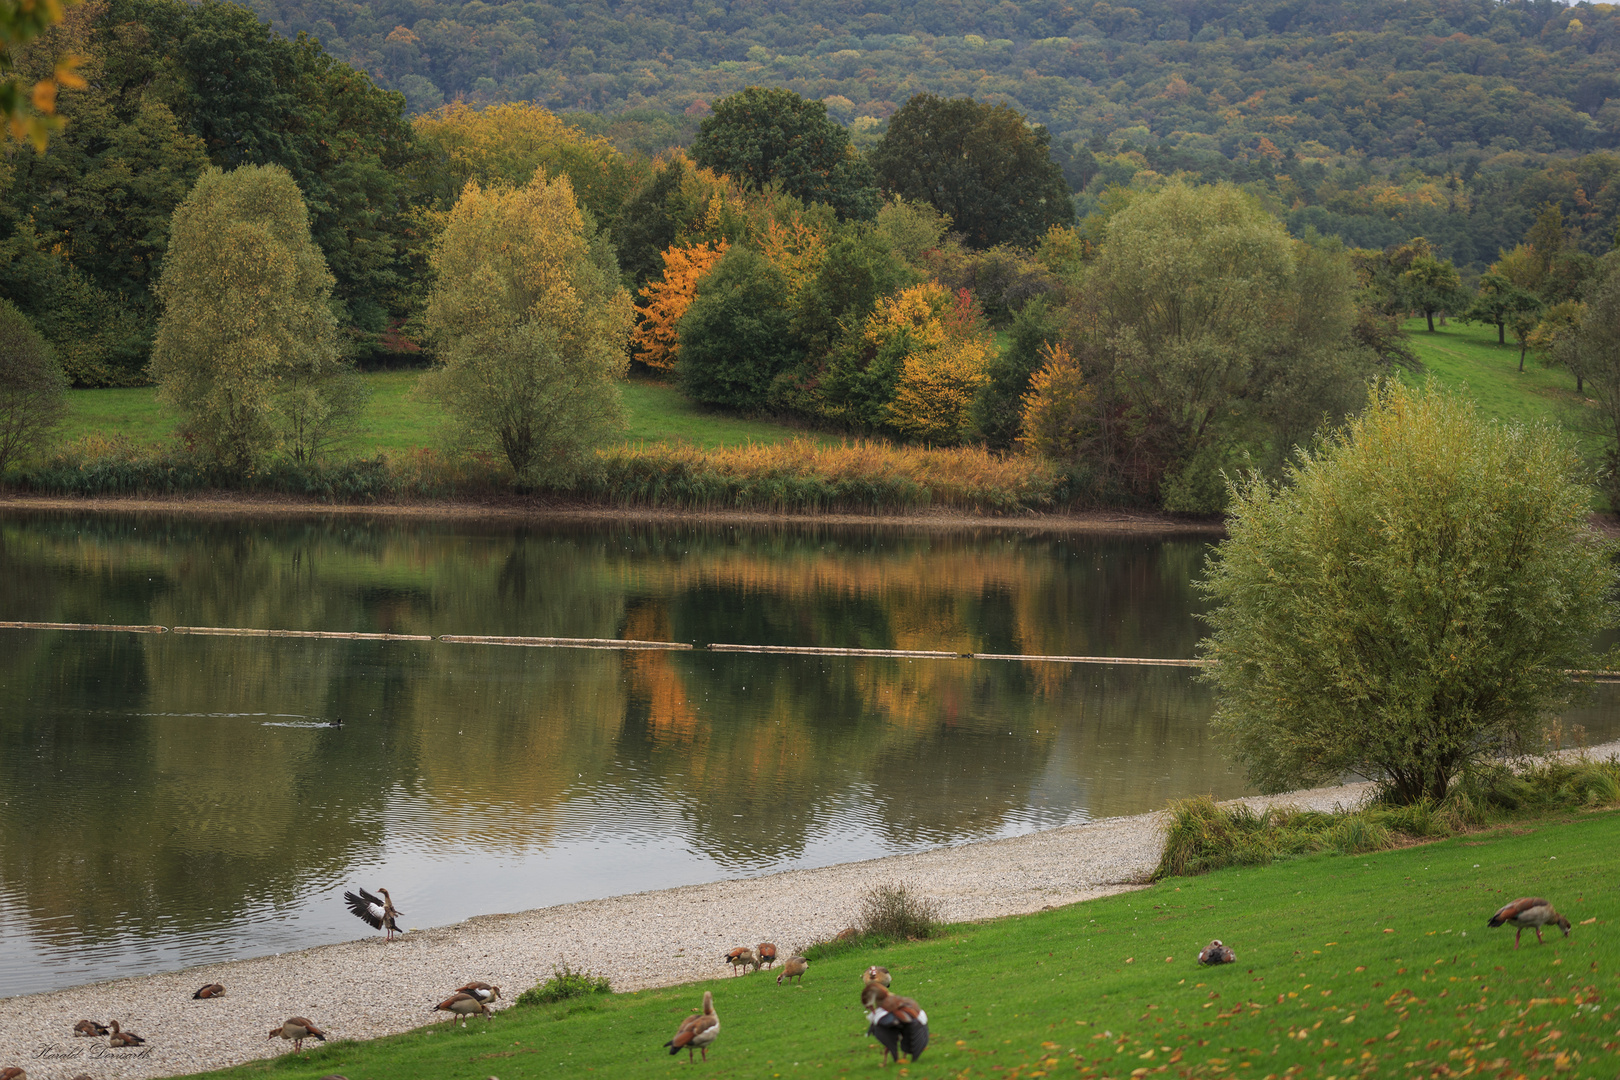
[0,491,1227,535]
[0,778,1381,1080]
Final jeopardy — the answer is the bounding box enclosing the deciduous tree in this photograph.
[0,298,68,473]
[1200,379,1616,804]
[151,164,354,470]
[630,240,728,371]
[422,174,633,481]
[869,94,1073,249]
[691,87,875,221]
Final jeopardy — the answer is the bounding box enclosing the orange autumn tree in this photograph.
[1019,342,1096,462]
[631,240,729,371]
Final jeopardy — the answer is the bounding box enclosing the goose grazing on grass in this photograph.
[344,887,402,940]
[193,982,225,999]
[863,965,891,987]
[664,990,719,1063]
[1197,940,1236,965]
[722,947,755,976]
[860,982,928,1065]
[1488,897,1572,948]
[755,942,778,969]
[776,956,809,985]
[454,982,501,1004]
[269,1018,326,1051]
[434,992,491,1026]
[73,1020,109,1037]
[108,1021,146,1047]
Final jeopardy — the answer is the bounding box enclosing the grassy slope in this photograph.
[59,374,817,456]
[1403,318,1587,431]
[185,809,1620,1080]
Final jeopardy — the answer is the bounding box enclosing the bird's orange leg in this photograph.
[1535,927,1545,944]
[1514,927,1522,949]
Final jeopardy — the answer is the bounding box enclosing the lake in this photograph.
[1,510,1614,998]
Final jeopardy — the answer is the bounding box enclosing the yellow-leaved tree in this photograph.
[413,102,644,231]
[630,240,729,371]
[863,283,990,444]
[1019,343,1096,462]
[421,174,634,482]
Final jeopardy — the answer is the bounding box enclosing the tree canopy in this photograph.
[1199,379,1617,804]
[691,87,874,221]
[870,94,1073,249]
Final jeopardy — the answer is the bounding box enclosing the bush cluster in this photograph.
[1152,753,1620,880]
[515,964,612,1007]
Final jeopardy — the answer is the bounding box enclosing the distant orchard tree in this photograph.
[422,175,634,482]
[869,94,1073,249]
[1199,379,1616,805]
[1400,253,1464,333]
[691,87,876,221]
[0,299,69,474]
[151,164,360,470]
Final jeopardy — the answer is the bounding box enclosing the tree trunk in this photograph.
[1497,322,1505,344]
[1425,309,1435,333]
[1519,341,1527,373]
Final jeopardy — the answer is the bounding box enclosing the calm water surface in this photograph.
[1,512,1615,998]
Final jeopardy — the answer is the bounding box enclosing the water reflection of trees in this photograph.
[0,512,1229,954]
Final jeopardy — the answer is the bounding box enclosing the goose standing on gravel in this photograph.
[108,1021,146,1047]
[344,887,402,940]
[1488,897,1572,948]
[0,1067,25,1080]
[73,1020,109,1036]
[268,1017,326,1050]
[664,990,719,1062]
[722,947,755,976]
[755,942,778,970]
[776,956,809,985]
[193,982,226,999]
[861,982,928,1065]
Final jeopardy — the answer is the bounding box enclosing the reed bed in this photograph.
[16,434,1066,514]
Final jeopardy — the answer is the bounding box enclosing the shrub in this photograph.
[857,881,942,940]
[516,964,611,1007]
[1199,379,1618,804]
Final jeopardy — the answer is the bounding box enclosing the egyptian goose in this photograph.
[268,1017,326,1050]
[0,1068,24,1080]
[108,1021,146,1047]
[863,965,891,987]
[455,982,501,1003]
[723,947,756,975]
[776,956,809,985]
[861,982,929,1064]
[193,982,225,999]
[834,926,859,941]
[663,990,719,1062]
[1198,940,1236,965]
[73,1019,109,1036]
[1488,897,1572,947]
[755,942,778,969]
[344,887,402,940]
[434,992,491,1025]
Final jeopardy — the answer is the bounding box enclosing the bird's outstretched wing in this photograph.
[344,889,386,930]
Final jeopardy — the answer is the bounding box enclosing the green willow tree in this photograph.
[421,174,633,482]
[151,164,358,470]
[0,298,68,473]
[1199,379,1616,804]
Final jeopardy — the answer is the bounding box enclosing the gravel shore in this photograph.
[0,775,1391,1080]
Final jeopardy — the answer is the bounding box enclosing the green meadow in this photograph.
[1403,318,1590,432]
[183,809,1620,1080]
[58,374,819,458]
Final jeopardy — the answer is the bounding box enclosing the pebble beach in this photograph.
[0,774,1397,1080]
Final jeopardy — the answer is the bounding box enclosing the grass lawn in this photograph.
[183,809,1620,1079]
[59,373,821,457]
